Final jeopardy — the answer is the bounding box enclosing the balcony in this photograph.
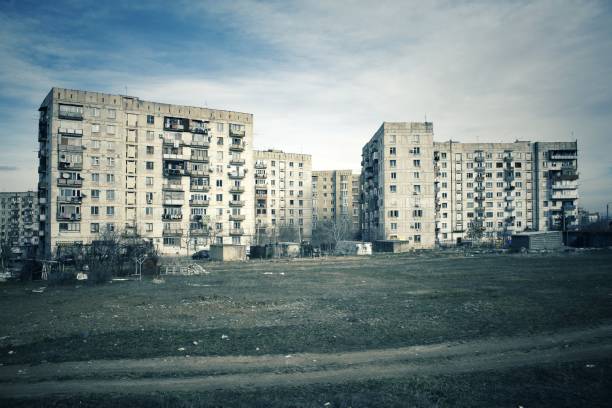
[162,198,184,206]
[229,214,246,221]
[552,182,577,190]
[162,213,183,220]
[228,171,246,179]
[188,168,210,177]
[163,228,183,236]
[190,120,209,135]
[254,173,266,179]
[58,144,84,152]
[474,186,485,192]
[475,196,485,201]
[229,200,245,207]
[57,196,83,204]
[190,139,210,148]
[474,156,484,163]
[57,213,81,221]
[504,184,515,191]
[504,173,514,182]
[39,214,46,221]
[38,165,46,174]
[59,161,83,170]
[190,184,210,192]
[163,168,186,177]
[503,156,513,163]
[230,158,246,166]
[58,128,83,137]
[57,178,83,187]
[190,228,209,236]
[164,117,189,132]
[229,228,245,236]
[474,166,485,173]
[163,138,184,146]
[229,142,246,152]
[162,152,188,160]
[255,162,266,169]
[229,126,246,138]
[504,196,514,202]
[549,152,577,160]
[190,155,210,163]
[162,183,184,191]
[39,197,47,204]
[189,199,210,206]
[551,191,578,200]
[505,206,515,212]
[230,186,245,194]
[58,110,83,121]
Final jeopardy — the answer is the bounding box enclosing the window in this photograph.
[216,179,223,187]
[106,206,115,216]
[146,131,154,141]
[414,185,421,194]
[146,146,154,154]
[90,223,99,233]
[106,190,115,200]
[91,189,100,199]
[390,222,397,230]
[91,156,100,166]
[91,206,99,215]
[91,140,100,149]
[146,161,154,170]
[413,160,421,167]
[145,207,153,215]
[389,210,399,217]
[146,223,153,232]
[146,192,153,203]
[390,172,397,179]
[414,235,421,243]
[107,157,115,167]
[413,209,423,217]
[216,194,223,201]
[92,173,99,182]
[389,147,396,155]
[390,160,396,167]
[107,174,115,183]
[91,124,100,133]
[92,107,100,117]
[146,177,153,186]
[107,109,116,119]
[217,123,224,132]
[390,185,397,193]
[147,115,154,124]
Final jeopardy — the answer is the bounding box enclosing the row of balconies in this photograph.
[162,227,244,236]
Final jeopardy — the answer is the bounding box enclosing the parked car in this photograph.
[192,250,210,260]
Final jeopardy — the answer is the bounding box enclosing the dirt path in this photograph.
[1,324,611,398]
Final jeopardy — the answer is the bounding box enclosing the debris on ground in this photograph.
[221,334,229,340]
[177,347,185,351]
[76,272,88,281]
[152,278,165,284]
[31,287,46,293]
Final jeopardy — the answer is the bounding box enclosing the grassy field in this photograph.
[1,249,612,406]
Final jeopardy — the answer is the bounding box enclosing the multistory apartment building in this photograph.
[312,170,360,236]
[361,122,579,248]
[0,191,39,257]
[37,88,254,257]
[253,150,312,243]
[361,123,436,247]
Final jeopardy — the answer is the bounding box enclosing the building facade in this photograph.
[0,191,39,258]
[312,170,360,237]
[253,149,312,243]
[361,122,579,248]
[37,88,254,257]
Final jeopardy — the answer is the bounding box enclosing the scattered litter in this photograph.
[17,369,26,375]
[280,272,285,275]
[31,287,46,293]
[193,341,198,346]
[112,278,130,282]
[8,350,14,355]
[263,272,273,275]
[152,278,165,284]
[0,336,10,341]
[112,315,119,318]
[256,347,260,351]
[221,334,229,340]
[586,364,596,368]
[177,347,185,351]
[324,403,331,407]
[163,264,209,276]
[187,283,213,287]
[76,272,88,281]
[285,355,292,358]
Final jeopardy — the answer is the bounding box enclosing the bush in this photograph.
[87,262,113,284]
[47,269,76,285]
[19,260,42,281]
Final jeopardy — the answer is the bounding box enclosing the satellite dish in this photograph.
[62,173,70,179]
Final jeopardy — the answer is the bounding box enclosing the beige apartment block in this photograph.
[37,87,254,257]
[361,122,579,248]
[0,191,39,257]
[253,150,312,243]
[312,170,361,237]
[361,122,436,248]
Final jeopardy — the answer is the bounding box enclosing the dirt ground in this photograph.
[1,249,611,406]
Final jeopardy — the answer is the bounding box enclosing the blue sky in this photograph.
[1,0,611,212]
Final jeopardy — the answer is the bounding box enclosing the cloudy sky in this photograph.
[0,0,611,212]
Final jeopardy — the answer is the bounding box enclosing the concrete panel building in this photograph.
[0,191,39,258]
[312,170,360,237]
[253,149,312,243]
[37,87,254,257]
[361,122,579,249]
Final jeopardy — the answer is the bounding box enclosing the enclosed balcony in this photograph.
[230,186,245,194]
[190,120,209,135]
[162,227,183,236]
[549,150,577,160]
[57,195,83,204]
[190,228,209,236]
[58,128,83,137]
[58,161,83,170]
[229,124,246,138]
[190,153,210,163]
[164,117,189,132]
[58,104,83,121]
[229,141,246,152]
[229,200,245,207]
[57,212,81,221]
[254,172,266,179]
[162,182,184,191]
[474,156,484,163]
[474,166,485,173]
[255,161,266,169]
[504,195,514,202]
[228,170,247,179]
[229,214,246,221]
[162,212,183,220]
[57,178,83,187]
[189,198,210,206]
[163,168,186,177]
[230,157,246,166]
[190,183,210,192]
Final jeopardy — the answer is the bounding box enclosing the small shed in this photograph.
[510,231,563,251]
[335,241,372,255]
[209,244,247,261]
[268,242,301,258]
[372,240,412,253]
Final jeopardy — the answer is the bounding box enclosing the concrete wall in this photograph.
[209,244,246,261]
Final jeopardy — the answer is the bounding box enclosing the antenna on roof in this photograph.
[125,86,128,95]
[424,113,427,123]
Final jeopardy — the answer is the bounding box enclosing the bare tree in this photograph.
[277,224,300,242]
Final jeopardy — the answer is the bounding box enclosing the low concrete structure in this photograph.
[269,242,301,258]
[335,241,372,255]
[510,231,563,251]
[372,240,412,253]
[209,244,247,261]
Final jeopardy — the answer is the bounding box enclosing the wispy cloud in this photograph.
[0,165,18,171]
[0,0,611,211]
